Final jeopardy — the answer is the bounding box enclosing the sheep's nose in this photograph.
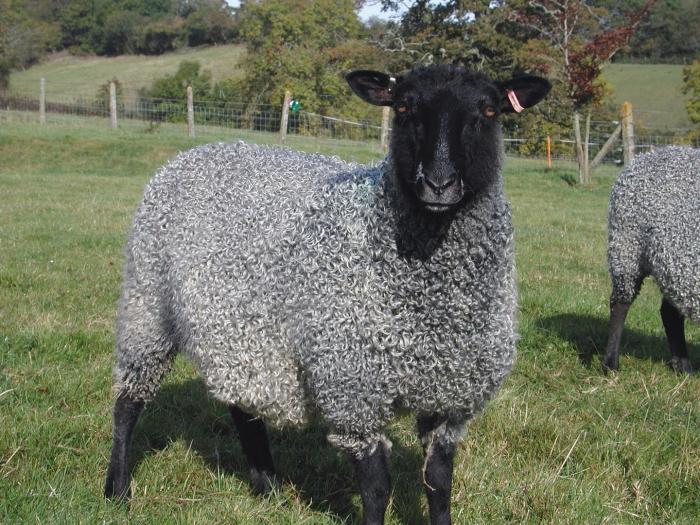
[425,175,457,195]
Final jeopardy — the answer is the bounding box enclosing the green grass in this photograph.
[602,63,692,131]
[8,45,246,100]
[1,121,699,524]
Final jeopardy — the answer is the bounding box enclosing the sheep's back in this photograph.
[608,146,700,318]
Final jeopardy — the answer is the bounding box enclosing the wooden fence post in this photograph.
[380,106,390,153]
[546,135,552,169]
[590,124,621,170]
[109,81,118,129]
[39,78,46,124]
[187,85,195,138]
[621,102,635,165]
[279,91,292,144]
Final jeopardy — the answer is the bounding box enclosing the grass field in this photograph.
[1,121,699,524]
[8,45,245,100]
[602,63,692,131]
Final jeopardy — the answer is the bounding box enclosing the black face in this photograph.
[390,69,504,213]
[346,66,551,214]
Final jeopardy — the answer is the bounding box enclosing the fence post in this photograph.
[621,102,635,165]
[187,85,195,138]
[546,136,552,169]
[109,81,118,129]
[39,78,46,124]
[380,106,390,153]
[590,124,621,170]
[279,90,292,144]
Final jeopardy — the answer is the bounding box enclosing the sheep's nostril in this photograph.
[425,176,456,195]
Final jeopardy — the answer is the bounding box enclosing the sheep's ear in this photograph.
[346,70,396,106]
[497,76,551,114]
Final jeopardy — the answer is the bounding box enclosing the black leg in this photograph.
[354,442,391,525]
[229,406,277,495]
[418,415,458,525]
[104,394,145,501]
[661,299,693,373]
[603,302,631,372]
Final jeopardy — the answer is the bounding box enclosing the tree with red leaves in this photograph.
[510,0,656,184]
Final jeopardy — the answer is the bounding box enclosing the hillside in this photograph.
[602,63,692,131]
[8,45,246,101]
[8,50,694,133]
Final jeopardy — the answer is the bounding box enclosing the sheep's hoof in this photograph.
[602,356,619,374]
[104,475,130,503]
[250,469,279,496]
[669,357,694,374]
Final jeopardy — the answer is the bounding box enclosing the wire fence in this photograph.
[1,88,697,167]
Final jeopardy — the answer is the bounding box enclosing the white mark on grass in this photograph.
[0,388,15,401]
[554,431,585,479]
[603,504,642,519]
[1,446,21,474]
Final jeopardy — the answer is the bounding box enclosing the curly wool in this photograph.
[608,146,700,321]
[115,141,517,456]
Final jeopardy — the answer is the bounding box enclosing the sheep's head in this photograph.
[347,66,550,213]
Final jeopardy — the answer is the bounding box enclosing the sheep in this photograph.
[603,146,700,374]
[104,65,551,524]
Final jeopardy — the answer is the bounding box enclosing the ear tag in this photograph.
[507,90,525,113]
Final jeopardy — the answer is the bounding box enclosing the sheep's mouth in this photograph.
[421,201,456,213]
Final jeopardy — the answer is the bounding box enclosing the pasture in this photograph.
[1,120,699,524]
[8,46,694,133]
[8,45,246,100]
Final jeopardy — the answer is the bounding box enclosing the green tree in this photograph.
[99,9,143,55]
[236,0,382,119]
[682,60,700,125]
[183,0,236,46]
[139,17,183,54]
[594,0,700,62]
[141,60,213,102]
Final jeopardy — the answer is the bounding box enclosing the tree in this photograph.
[595,0,700,62]
[510,0,656,184]
[682,60,700,126]
[373,1,521,75]
[235,0,381,118]
[183,0,237,46]
[99,9,143,55]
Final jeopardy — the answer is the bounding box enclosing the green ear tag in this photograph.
[289,100,301,113]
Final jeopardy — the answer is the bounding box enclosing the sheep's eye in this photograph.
[483,106,496,118]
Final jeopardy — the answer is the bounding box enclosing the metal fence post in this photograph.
[279,91,291,144]
[187,85,195,137]
[39,78,46,124]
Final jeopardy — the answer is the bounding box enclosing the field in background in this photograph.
[1,121,699,524]
[7,46,695,134]
[603,63,692,131]
[8,45,246,99]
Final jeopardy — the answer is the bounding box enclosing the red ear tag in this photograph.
[507,90,525,113]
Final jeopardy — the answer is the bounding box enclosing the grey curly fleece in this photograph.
[608,146,700,321]
[115,141,517,456]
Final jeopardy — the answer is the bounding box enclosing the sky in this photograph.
[225,1,403,22]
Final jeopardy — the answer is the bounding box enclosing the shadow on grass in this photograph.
[129,378,426,524]
[536,313,698,370]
